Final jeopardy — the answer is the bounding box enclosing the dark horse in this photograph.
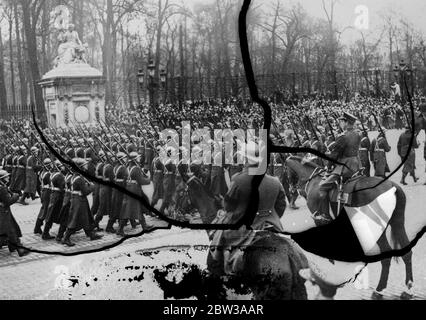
[177,163,313,300]
[285,156,414,298]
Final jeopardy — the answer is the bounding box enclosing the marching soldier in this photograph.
[11,146,26,196]
[151,147,164,208]
[62,158,103,247]
[34,158,53,237]
[370,131,391,178]
[56,165,74,242]
[42,160,66,240]
[94,154,114,231]
[118,152,153,237]
[398,125,419,185]
[20,146,41,205]
[359,131,371,177]
[91,151,105,217]
[0,170,30,257]
[109,152,128,233]
[160,148,177,214]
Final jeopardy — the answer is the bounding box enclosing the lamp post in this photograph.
[147,59,156,106]
[160,69,167,103]
[137,69,145,106]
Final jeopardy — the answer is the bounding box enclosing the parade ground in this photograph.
[1,129,426,300]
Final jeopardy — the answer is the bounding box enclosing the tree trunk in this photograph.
[14,2,27,105]
[21,1,45,117]
[9,16,16,106]
[0,27,9,114]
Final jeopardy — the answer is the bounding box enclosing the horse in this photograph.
[285,156,414,299]
[177,162,338,300]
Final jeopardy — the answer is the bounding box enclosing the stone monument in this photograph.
[38,5,105,128]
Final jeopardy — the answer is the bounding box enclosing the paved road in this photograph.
[1,129,426,300]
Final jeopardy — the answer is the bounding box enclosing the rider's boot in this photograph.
[411,172,418,183]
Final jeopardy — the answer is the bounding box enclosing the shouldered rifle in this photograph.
[288,117,302,146]
[357,112,369,137]
[371,112,385,138]
[323,113,336,141]
[305,115,320,141]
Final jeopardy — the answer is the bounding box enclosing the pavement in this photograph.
[1,129,426,300]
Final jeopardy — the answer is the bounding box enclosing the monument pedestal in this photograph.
[39,63,105,128]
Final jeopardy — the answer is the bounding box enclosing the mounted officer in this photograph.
[317,112,361,224]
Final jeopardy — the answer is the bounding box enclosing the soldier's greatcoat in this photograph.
[67,174,94,230]
[0,186,22,245]
[120,165,151,221]
[398,129,419,174]
[11,155,26,192]
[45,171,65,224]
[37,170,51,221]
[111,164,126,219]
[24,155,39,194]
[58,173,73,226]
[96,163,113,218]
[359,135,371,177]
[370,135,391,177]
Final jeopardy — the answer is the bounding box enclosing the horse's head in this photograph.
[285,156,321,187]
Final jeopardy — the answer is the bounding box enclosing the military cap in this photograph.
[30,146,39,152]
[43,158,52,165]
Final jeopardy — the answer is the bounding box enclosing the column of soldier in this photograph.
[0,96,424,256]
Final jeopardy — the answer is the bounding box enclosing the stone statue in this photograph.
[54,22,88,67]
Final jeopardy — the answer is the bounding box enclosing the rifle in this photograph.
[371,112,385,138]
[305,115,320,141]
[288,117,302,146]
[7,126,52,172]
[323,113,336,141]
[357,112,369,137]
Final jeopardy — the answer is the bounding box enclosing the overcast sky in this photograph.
[189,0,426,44]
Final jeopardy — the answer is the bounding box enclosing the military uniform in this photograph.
[151,156,164,207]
[370,133,391,178]
[359,133,371,177]
[94,162,114,229]
[56,172,73,242]
[318,113,361,221]
[209,167,286,275]
[42,168,66,239]
[118,158,152,236]
[34,168,51,235]
[62,172,100,247]
[0,180,29,256]
[398,128,419,184]
[109,161,127,233]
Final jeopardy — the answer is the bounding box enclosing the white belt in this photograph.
[71,191,83,196]
[115,179,124,182]
[359,148,368,151]
[51,187,62,192]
